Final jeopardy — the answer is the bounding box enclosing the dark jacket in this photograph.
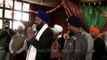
[92,37,105,60]
[28,28,53,60]
[62,32,88,60]
[0,29,14,51]
[57,36,65,50]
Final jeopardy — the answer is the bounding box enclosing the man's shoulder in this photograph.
[81,32,93,40]
[46,28,53,32]
[44,28,53,35]
[82,32,91,36]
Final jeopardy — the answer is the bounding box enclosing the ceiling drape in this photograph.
[82,5,107,29]
[62,0,88,31]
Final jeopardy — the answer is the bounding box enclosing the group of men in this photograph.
[26,10,106,60]
[0,9,106,60]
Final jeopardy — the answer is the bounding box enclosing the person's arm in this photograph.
[28,29,53,50]
[27,37,39,49]
[84,32,94,60]
[9,37,14,54]
[16,39,27,54]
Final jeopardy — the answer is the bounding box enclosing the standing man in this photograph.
[51,24,64,60]
[62,16,94,60]
[89,27,105,60]
[0,20,14,60]
[9,26,27,60]
[26,10,53,60]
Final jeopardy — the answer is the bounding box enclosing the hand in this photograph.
[63,33,69,39]
[12,51,16,56]
[27,27,35,39]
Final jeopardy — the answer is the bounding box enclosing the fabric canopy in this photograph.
[82,5,107,29]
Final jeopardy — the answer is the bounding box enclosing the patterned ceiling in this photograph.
[23,0,62,7]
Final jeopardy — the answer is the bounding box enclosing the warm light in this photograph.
[5,10,12,18]
[0,20,2,29]
[0,0,3,7]
[14,1,22,10]
[13,21,25,29]
[80,0,102,3]
[5,0,13,8]
[0,9,2,17]
[23,3,30,11]
[22,12,29,21]
[14,11,21,20]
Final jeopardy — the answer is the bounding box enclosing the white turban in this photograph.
[52,24,63,34]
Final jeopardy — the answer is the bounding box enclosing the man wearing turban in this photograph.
[26,10,53,60]
[89,27,105,60]
[62,16,94,60]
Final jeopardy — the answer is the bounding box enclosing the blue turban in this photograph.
[37,10,49,23]
[67,16,82,27]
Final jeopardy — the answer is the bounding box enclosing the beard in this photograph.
[36,24,43,31]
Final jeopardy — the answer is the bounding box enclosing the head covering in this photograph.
[17,26,24,33]
[67,16,82,27]
[90,27,100,35]
[18,26,24,30]
[52,24,63,34]
[37,10,49,23]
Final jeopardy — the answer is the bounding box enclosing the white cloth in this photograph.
[52,24,63,34]
[54,24,63,32]
[26,24,48,60]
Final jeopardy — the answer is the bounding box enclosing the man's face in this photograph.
[35,17,44,31]
[67,25,75,36]
[90,32,96,38]
[35,17,43,25]
[18,26,23,33]
[4,22,10,29]
[67,25,76,32]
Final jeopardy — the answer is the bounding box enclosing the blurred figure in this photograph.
[62,16,93,60]
[9,26,27,60]
[0,20,14,60]
[51,24,64,60]
[3,20,14,38]
[101,31,107,60]
[90,27,105,60]
[26,10,53,60]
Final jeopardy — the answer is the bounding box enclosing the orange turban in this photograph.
[90,27,100,35]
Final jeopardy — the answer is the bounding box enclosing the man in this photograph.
[0,20,14,60]
[9,26,27,60]
[51,24,64,60]
[62,16,94,60]
[26,10,53,60]
[101,31,107,60]
[89,27,105,60]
